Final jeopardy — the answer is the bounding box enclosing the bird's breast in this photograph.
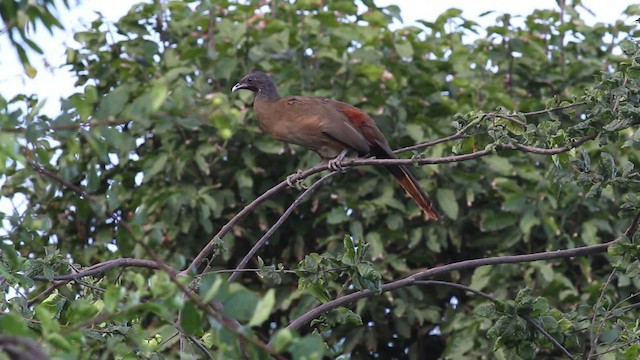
[255,109,346,159]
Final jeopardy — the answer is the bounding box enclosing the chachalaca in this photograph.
[232,71,439,220]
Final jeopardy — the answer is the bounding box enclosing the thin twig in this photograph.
[522,314,576,360]
[415,280,575,359]
[0,118,131,133]
[394,101,588,154]
[588,269,618,360]
[593,338,640,357]
[187,161,326,275]
[30,258,177,281]
[520,101,587,116]
[394,118,479,153]
[228,172,338,282]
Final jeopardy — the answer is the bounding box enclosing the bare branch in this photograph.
[0,336,48,360]
[287,240,614,331]
[228,172,339,282]
[394,101,589,154]
[186,161,328,275]
[522,314,576,360]
[189,133,597,277]
[588,269,618,359]
[520,101,588,116]
[30,258,176,282]
[1,118,131,133]
[288,209,640,330]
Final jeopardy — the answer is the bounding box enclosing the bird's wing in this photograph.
[285,97,372,155]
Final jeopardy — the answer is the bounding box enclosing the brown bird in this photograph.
[232,71,439,220]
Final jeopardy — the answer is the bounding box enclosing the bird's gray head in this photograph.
[232,71,279,98]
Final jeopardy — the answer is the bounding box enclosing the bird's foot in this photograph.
[328,150,349,173]
[286,169,308,189]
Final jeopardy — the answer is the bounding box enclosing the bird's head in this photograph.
[232,71,278,97]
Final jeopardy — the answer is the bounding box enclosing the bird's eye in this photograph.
[247,78,254,82]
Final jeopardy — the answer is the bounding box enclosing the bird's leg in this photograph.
[286,169,308,189]
[327,149,349,173]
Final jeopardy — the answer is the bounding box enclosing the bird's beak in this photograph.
[231,83,243,92]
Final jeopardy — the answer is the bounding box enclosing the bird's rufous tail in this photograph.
[385,164,439,220]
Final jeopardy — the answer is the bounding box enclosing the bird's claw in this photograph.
[328,150,349,173]
[286,169,308,189]
[327,158,347,173]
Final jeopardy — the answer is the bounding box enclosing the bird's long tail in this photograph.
[385,163,439,221]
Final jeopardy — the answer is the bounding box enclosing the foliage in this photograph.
[1,0,640,359]
[0,0,68,77]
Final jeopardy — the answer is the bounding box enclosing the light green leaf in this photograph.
[470,266,492,291]
[248,289,276,327]
[394,40,414,58]
[272,329,295,352]
[436,188,459,219]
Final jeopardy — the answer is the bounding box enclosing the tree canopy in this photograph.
[1,1,640,359]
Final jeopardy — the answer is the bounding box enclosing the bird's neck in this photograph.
[256,83,280,102]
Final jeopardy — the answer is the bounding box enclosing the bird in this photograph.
[232,71,439,220]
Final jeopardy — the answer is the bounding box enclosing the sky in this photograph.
[0,0,635,117]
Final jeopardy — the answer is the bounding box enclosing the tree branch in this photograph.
[1,118,131,133]
[30,258,176,282]
[415,280,575,360]
[28,158,286,359]
[288,209,640,330]
[227,171,339,282]
[188,133,596,274]
[287,240,614,331]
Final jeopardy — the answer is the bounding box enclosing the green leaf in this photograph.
[288,334,326,360]
[394,40,414,58]
[470,266,492,291]
[483,156,514,175]
[272,329,295,352]
[103,285,123,313]
[181,300,202,336]
[496,117,525,135]
[332,307,363,325]
[474,303,496,317]
[405,123,424,142]
[35,305,59,333]
[149,80,169,112]
[305,283,331,303]
[67,299,100,323]
[200,273,226,303]
[223,287,259,322]
[46,333,73,352]
[253,138,283,154]
[96,84,132,119]
[248,289,275,327]
[342,235,356,265]
[481,211,517,231]
[519,210,540,235]
[599,328,620,344]
[599,152,616,180]
[143,153,168,180]
[0,313,31,337]
[623,344,640,360]
[436,188,459,219]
